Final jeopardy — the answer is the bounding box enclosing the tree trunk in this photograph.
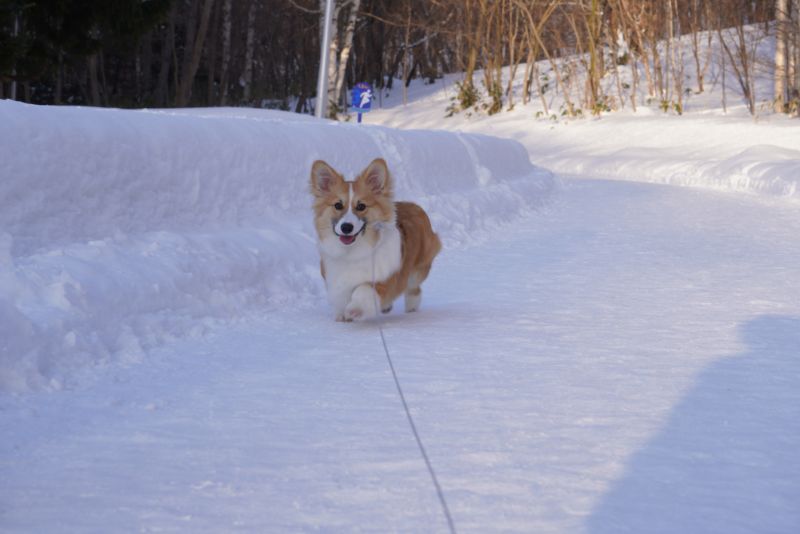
[533,60,550,116]
[10,13,19,100]
[220,0,232,105]
[793,0,800,114]
[55,51,64,104]
[402,2,411,106]
[334,0,361,108]
[630,47,639,112]
[177,1,199,103]
[514,0,572,115]
[667,0,683,113]
[155,5,177,107]
[721,39,727,113]
[463,0,479,93]
[88,54,102,106]
[719,26,756,116]
[99,51,109,106]
[587,0,603,113]
[775,0,789,112]
[608,25,625,110]
[242,0,259,103]
[206,0,220,105]
[521,49,534,105]
[176,0,215,107]
[505,1,521,110]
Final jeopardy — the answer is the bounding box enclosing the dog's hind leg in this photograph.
[404,286,422,313]
[402,269,422,313]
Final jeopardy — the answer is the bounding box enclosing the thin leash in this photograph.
[370,245,457,534]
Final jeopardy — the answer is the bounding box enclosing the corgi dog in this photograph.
[310,158,441,322]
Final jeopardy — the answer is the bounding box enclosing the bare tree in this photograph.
[774,0,799,115]
[217,0,233,105]
[242,0,259,103]
[775,0,789,111]
[334,0,362,107]
[176,0,215,107]
[667,0,685,113]
[718,23,758,116]
[793,0,800,114]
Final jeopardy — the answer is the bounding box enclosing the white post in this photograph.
[315,0,335,118]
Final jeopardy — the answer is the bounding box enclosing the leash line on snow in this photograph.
[369,244,457,534]
[376,322,457,534]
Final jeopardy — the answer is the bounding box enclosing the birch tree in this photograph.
[775,0,789,111]
[779,0,800,115]
[334,0,360,108]
[793,0,800,114]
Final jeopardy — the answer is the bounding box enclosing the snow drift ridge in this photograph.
[0,101,555,392]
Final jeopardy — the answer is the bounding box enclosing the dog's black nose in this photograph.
[340,222,354,235]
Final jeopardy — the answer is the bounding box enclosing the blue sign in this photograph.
[351,82,373,114]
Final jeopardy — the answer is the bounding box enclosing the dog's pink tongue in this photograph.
[339,235,356,245]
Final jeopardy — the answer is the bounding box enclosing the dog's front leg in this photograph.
[344,284,380,321]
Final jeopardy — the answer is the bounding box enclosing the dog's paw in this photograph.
[381,304,393,314]
[345,285,379,321]
[345,306,364,321]
[404,295,421,313]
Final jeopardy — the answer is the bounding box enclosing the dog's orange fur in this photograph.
[373,201,440,311]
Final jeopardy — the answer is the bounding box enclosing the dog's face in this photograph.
[310,158,395,252]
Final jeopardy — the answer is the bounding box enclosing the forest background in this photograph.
[1,0,799,118]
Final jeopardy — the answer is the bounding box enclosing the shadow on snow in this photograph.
[587,314,800,534]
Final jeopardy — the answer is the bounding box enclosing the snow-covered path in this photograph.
[2,178,798,533]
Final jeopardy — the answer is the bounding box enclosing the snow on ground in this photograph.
[0,100,554,393]
[2,178,798,533]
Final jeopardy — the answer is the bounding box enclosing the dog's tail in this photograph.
[430,231,442,259]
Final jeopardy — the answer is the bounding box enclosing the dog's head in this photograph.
[310,158,395,250]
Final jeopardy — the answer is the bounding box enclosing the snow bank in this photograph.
[375,103,800,202]
[519,115,800,201]
[0,101,555,393]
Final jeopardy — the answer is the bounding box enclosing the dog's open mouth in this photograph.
[339,235,357,245]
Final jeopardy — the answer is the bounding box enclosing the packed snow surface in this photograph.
[2,44,800,532]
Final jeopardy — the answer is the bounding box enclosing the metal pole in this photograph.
[315,0,335,119]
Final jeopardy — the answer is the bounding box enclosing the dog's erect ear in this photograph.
[360,158,392,195]
[310,160,341,196]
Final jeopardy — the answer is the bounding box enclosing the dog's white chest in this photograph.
[321,226,402,313]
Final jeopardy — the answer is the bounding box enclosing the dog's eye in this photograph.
[334,201,344,210]
[355,202,367,212]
